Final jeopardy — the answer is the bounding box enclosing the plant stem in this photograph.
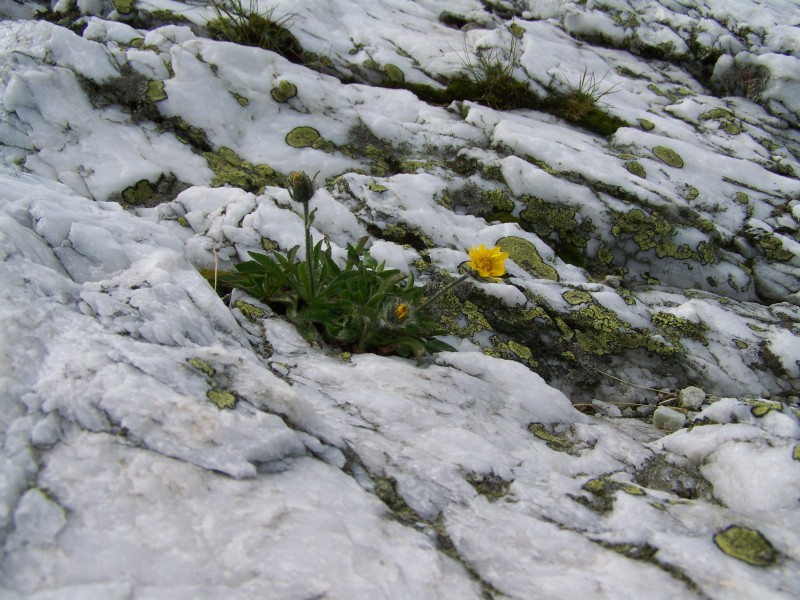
[303,201,316,298]
[417,274,469,313]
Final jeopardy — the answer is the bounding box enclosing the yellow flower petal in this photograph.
[468,244,509,278]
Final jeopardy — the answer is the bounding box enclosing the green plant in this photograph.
[218,172,456,357]
[207,0,304,62]
[560,67,620,123]
[453,28,535,110]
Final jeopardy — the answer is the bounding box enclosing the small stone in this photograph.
[652,406,686,432]
[678,386,706,410]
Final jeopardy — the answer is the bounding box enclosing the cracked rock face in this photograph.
[1,1,799,599]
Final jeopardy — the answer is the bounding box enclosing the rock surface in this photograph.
[1,1,799,598]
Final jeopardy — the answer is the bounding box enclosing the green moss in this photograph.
[207,388,236,410]
[638,118,655,131]
[497,236,559,281]
[625,161,646,178]
[652,146,684,168]
[528,423,572,452]
[234,300,266,320]
[713,526,776,566]
[270,80,297,102]
[145,80,166,102]
[563,289,593,305]
[383,64,404,84]
[203,146,282,193]
[187,357,216,377]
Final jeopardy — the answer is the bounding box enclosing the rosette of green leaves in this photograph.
[223,237,453,357]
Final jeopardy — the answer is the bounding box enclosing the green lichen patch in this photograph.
[638,118,655,131]
[528,422,572,452]
[633,455,714,500]
[187,357,216,378]
[714,526,777,567]
[612,208,700,261]
[625,161,647,178]
[145,80,166,102]
[270,80,297,102]
[651,311,708,345]
[207,388,237,410]
[234,300,266,320]
[285,126,336,153]
[751,231,794,262]
[684,185,700,201]
[372,476,419,523]
[111,0,134,15]
[749,400,781,418]
[203,146,282,193]
[563,289,593,305]
[368,182,388,192]
[497,236,559,281]
[121,179,154,205]
[509,22,525,39]
[378,223,434,250]
[652,146,684,168]
[793,444,800,461]
[466,472,513,501]
[517,196,593,266]
[577,476,618,514]
[383,64,404,84]
[230,91,249,106]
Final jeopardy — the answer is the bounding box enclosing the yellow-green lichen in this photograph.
[111,0,133,14]
[497,236,559,281]
[207,388,237,410]
[230,91,249,106]
[652,311,708,345]
[713,526,776,566]
[652,146,684,168]
[177,216,190,227]
[383,64,404,84]
[638,118,655,131]
[734,339,749,349]
[368,182,388,192]
[507,340,533,360]
[145,80,166,102]
[509,22,525,39]
[483,189,514,213]
[203,146,281,193]
[735,191,749,204]
[612,208,702,261]
[187,357,216,377]
[528,423,572,452]
[466,472,512,501]
[749,400,781,418]
[754,232,793,262]
[285,126,335,153]
[121,179,154,205]
[270,80,297,102]
[685,185,700,201]
[563,289,593,305]
[794,444,800,461]
[234,300,266,321]
[624,161,646,178]
[621,484,646,496]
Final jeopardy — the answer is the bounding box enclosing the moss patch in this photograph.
[714,526,777,566]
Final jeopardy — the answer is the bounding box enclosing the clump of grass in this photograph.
[207,0,304,62]
[454,29,535,110]
[560,67,620,122]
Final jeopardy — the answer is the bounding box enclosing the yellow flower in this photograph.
[468,244,509,279]
[394,303,409,322]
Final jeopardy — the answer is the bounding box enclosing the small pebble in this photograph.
[653,407,686,432]
[678,386,706,410]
